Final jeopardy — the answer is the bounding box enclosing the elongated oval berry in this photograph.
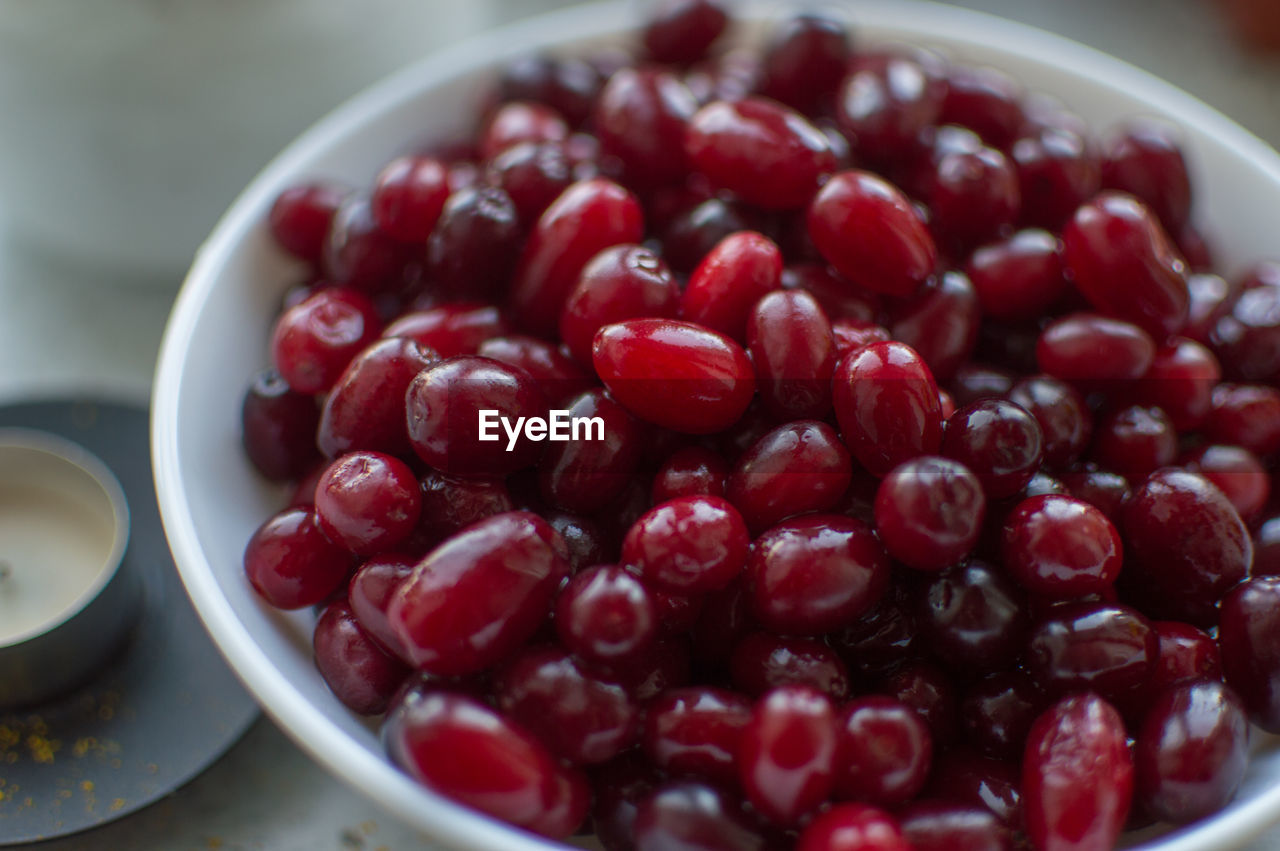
[966,230,1069,323]
[727,420,852,533]
[594,68,698,186]
[242,368,321,481]
[560,244,679,365]
[383,303,510,358]
[622,495,750,593]
[593,319,755,434]
[681,231,783,341]
[348,553,416,661]
[1037,313,1156,384]
[318,337,439,458]
[888,271,980,383]
[808,170,937,297]
[1062,191,1189,339]
[1026,602,1156,699]
[833,341,943,477]
[388,512,569,675]
[244,507,352,610]
[685,97,837,209]
[539,389,643,513]
[371,155,449,243]
[313,600,408,715]
[1023,694,1133,851]
[509,178,644,336]
[643,686,753,786]
[899,801,1013,851]
[1219,577,1280,733]
[739,686,838,825]
[748,289,836,420]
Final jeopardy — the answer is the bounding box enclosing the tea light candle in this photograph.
[0,429,135,708]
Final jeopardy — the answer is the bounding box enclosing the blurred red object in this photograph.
[1215,0,1280,52]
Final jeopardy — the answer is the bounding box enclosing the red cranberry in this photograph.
[960,671,1046,761]
[242,368,321,481]
[808,170,937,297]
[941,399,1044,499]
[1136,679,1248,824]
[384,690,585,837]
[1091,405,1178,481]
[556,565,657,664]
[739,686,838,825]
[313,600,408,715]
[244,507,351,610]
[727,420,853,533]
[1038,313,1157,387]
[348,553,415,661]
[1134,337,1221,431]
[746,514,889,635]
[425,186,522,300]
[1059,467,1129,522]
[510,178,644,337]
[965,230,1067,324]
[831,319,892,360]
[480,101,569,160]
[494,645,639,765]
[1182,443,1270,522]
[653,446,729,503]
[1023,693,1133,851]
[729,632,850,701]
[383,303,509,358]
[1012,127,1100,230]
[796,803,909,851]
[685,98,836,209]
[888,271,980,383]
[388,512,569,675]
[938,66,1024,150]
[270,287,382,394]
[1026,601,1156,699]
[560,244,681,365]
[593,319,756,434]
[1205,383,1280,457]
[1061,191,1189,339]
[1101,122,1192,235]
[899,801,1013,851]
[835,56,943,169]
[622,495,749,594]
[757,13,851,114]
[926,749,1022,826]
[681,231,783,340]
[929,146,1021,254]
[405,356,549,477]
[874,456,985,571]
[317,337,438,458]
[1002,495,1122,598]
[1121,468,1251,624]
[485,142,574,224]
[918,560,1026,671]
[322,199,410,294]
[314,452,421,556]
[643,686,752,786]
[642,0,727,64]
[417,470,514,547]
[833,341,943,477]
[1150,621,1222,692]
[497,54,601,128]
[540,389,644,513]
[370,156,449,243]
[269,183,346,264]
[1219,577,1280,732]
[782,262,880,323]
[594,68,697,186]
[634,781,764,851]
[1213,273,1280,383]
[834,696,932,807]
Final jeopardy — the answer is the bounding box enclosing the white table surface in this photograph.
[2,0,1278,848]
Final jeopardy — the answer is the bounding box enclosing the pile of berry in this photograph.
[239,1,1280,848]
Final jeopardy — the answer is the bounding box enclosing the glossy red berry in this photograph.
[348,553,415,661]
[244,507,352,610]
[899,801,1013,851]
[727,420,853,533]
[242,368,322,481]
[313,600,408,715]
[941,399,1044,499]
[539,389,644,513]
[1219,577,1280,733]
[888,271,980,383]
[874,456,985,571]
[835,696,933,806]
[633,781,764,851]
[371,156,449,243]
[739,686,838,825]
[317,337,438,458]
[594,68,698,186]
[643,686,752,786]
[747,289,836,420]
[1002,495,1122,598]
[1101,122,1192,235]
[269,183,346,264]
[652,446,729,503]
[797,803,910,851]
[642,0,728,64]
[758,14,851,114]
[270,287,382,394]
[1026,602,1156,699]
[622,495,750,593]
[730,632,851,701]
[314,451,422,556]
[682,231,783,341]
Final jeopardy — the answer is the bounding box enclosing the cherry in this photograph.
[729,632,851,701]
[747,514,889,635]
[425,186,522,300]
[808,170,937,297]
[313,600,408,716]
[832,341,944,477]
[317,337,438,458]
[244,506,351,610]
[270,287,382,394]
[941,399,1044,499]
[1026,602,1156,699]
[1061,191,1189,339]
[874,456,986,571]
[681,231,783,340]
[726,420,853,533]
[1002,495,1122,598]
[633,781,764,851]
[1023,693,1133,851]
[1136,679,1249,823]
[642,0,728,64]
[348,553,415,661]
[685,98,836,209]
[269,183,345,264]
[1101,122,1192,236]
[509,178,645,337]
[594,68,698,186]
[370,155,449,243]
[834,696,932,806]
[314,451,422,556]
[556,565,657,664]
[383,690,585,837]
[1219,577,1280,733]
[653,446,729,503]
[739,686,838,825]
[242,368,321,481]
[898,801,1013,851]
[388,512,569,675]
[796,803,909,851]
[622,495,750,594]
[757,13,851,114]
[643,686,753,786]
[540,389,644,514]
[917,560,1026,671]
[593,319,756,434]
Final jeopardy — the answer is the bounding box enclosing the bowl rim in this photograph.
[153,2,1280,849]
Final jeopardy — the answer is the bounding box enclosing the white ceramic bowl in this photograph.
[153,2,1280,849]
